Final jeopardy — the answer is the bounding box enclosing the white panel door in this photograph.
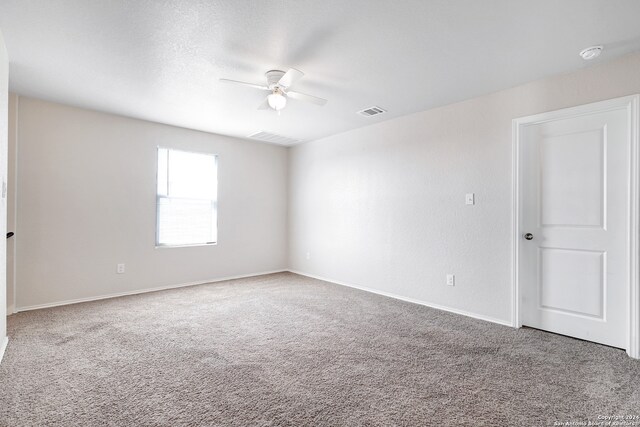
[519,106,630,349]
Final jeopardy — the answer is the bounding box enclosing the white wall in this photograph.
[289,52,640,325]
[13,97,288,310]
[0,30,8,359]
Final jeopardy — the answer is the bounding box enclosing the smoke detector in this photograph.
[579,46,603,61]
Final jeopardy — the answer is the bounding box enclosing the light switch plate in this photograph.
[446,274,455,286]
[465,193,475,205]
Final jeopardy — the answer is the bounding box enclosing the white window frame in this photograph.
[155,147,218,248]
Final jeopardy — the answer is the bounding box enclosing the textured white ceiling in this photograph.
[1,0,640,145]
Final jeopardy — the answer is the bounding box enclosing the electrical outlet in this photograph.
[446,274,455,286]
[117,264,125,274]
[305,252,311,260]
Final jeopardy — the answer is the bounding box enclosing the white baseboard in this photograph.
[0,337,8,365]
[289,270,513,327]
[15,269,288,312]
[7,303,15,316]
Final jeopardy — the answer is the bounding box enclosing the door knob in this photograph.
[524,233,534,241]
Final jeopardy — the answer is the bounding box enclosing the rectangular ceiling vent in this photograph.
[357,106,387,117]
[248,131,302,146]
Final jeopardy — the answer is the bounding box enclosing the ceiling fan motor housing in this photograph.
[265,70,286,89]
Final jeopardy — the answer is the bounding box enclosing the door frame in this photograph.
[512,94,640,359]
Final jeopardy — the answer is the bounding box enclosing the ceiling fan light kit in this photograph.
[267,89,287,111]
[220,68,327,111]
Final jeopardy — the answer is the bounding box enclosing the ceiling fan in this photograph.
[220,68,327,112]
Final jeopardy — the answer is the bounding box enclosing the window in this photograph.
[156,148,218,247]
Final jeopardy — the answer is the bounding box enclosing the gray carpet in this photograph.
[0,272,638,426]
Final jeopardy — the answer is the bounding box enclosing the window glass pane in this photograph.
[157,197,217,246]
[156,148,218,246]
[157,148,168,196]
[168,150,217,199]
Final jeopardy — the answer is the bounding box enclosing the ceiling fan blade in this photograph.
[286,90,327,106]
[257,98,270,110]
[278,68,304,88]
[220,78,269,91]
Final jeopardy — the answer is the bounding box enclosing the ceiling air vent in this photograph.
[248,131,302,146]
[357,106,387,117]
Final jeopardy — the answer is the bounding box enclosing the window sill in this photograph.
[155,242,217,249]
